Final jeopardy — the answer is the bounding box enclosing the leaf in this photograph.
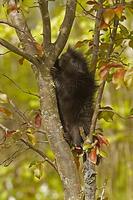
[35,112,42,128]
[29,161,36,168]
[27,133,36,146]
[100,20,109,30]
[96,133,109,146]
[88,147,97,164]
[26,128,36,145]
[99,62,123,80]
[119,24,129,37]
[34,162,44,179]
[98,106,114,122]
[0,93,8,104]
[107,63,123,68]
[7,4,18,14]
[86,1,97,5]
[0,107,12,117]
[103,8,115,24]
[99,150,108,158]
[83,143,92,151]
[18,57,25,65]
[99,64,110,80]
[114,4,125,18]
[112,68,126,89]
[129,40,133,49]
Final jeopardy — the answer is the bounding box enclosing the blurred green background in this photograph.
[0,0,133,199]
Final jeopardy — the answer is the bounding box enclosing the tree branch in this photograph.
[90,18,120,137]
[7,0,38,57]
[0,38,38,65]
[38,0,51,49]
[84,1,103,200]
[0,19,25,32]
[20,138,58,171]
[54,0,77,56]
[90,0,103,75]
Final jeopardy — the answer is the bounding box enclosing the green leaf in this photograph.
[98,106,114,122]
[119,24,129,37]
[83,143,92,151]
[99,150,108,158]
[34,163,44,179]
[29,161,36,168]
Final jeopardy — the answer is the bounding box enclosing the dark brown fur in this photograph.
[51,47,95,147]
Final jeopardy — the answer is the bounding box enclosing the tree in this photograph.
[0,0,133,200]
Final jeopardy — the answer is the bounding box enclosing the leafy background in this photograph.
[0,0,133,199]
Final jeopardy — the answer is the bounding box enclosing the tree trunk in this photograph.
[84,160,96,200]
[38,61,82,200]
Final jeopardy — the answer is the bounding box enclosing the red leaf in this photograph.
[99,62,124,80]
[88,147,97,164]
[113,68,125,80]
[114,4,125,18]
[100,20,109,30]
[96,134,109,146]
[112,68,126,89]
[99,64,110,80]
[107,63,123,68]
[35,113,42,128]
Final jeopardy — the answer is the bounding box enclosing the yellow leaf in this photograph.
[27,133,36,145]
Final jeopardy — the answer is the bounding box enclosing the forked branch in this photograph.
[54,0,77,56]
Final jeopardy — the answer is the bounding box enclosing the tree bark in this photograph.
[38,60,82,200]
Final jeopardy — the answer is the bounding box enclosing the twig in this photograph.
[77,1,96,19]
[9,99,30,123]
[0,123,8,144]
[37,129,47,135]
[2,73,40,98]
[100,179,107,200]
[99,108,133,120]
[0,146,29,167]
[20,138,58,171]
